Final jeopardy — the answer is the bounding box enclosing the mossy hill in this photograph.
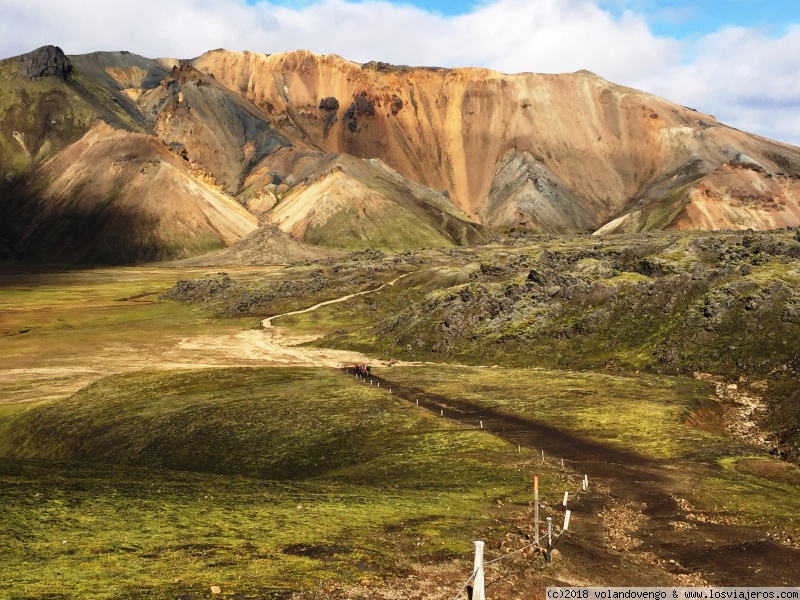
[0,367,532,597]
[0,368,517,485]
[167,230,800,463]
[0,46,141,186]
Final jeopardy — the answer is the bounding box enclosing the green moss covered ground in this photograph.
[0,367,531,598]
[291,231,800,461]
[4,230,800,596]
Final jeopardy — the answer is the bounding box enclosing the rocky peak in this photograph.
[18,45,72,80]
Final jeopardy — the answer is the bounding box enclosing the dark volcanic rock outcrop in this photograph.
[18,45,73,80]
[319,96,339,132]
[319,96,339,112]
[344,91,376,132]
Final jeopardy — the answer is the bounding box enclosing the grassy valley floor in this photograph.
[0,368,530,599]
[2,233,800,597]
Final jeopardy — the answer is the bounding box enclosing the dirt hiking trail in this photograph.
[1,274,410,404]
[257,272,412,365]
[174,273,412,368]
[352,372,800,590]
[165,273,410,368]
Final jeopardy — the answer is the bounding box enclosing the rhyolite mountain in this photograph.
[2,45,800,263]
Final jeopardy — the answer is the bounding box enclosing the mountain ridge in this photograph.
[2,45,800,264]
[191,47,800,225]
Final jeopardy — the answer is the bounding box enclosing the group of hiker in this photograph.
[353,363,371,377]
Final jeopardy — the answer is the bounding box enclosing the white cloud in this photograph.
[0,0,797,145]
[631,24,800,146]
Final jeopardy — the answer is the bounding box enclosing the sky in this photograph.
[1,0,798,145]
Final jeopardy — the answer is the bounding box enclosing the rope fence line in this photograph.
[448,538,548,600]
[340,367,592,600]
[449,535,563,599]
[450,569,479,600]
[484,540,539,565]
[445,470,587,600]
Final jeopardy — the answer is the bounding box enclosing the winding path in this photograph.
[172,273,412,368]
[261,272,411,329]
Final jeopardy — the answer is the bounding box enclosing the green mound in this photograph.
[0,367,534,598]
[303,201,460,252]
[0,367,514,487]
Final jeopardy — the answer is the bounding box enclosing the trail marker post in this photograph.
[563,509,571,532]
[534,475,540,546]
[472,541,486,600]
[480,420,483,429]
[563,491,568,507]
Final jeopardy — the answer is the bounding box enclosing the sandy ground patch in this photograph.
[0,274,411,403]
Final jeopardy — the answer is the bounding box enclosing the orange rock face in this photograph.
[670,165,800,231]
[11,122,258,262]
[192,49,800,232]
[4,45,800,264]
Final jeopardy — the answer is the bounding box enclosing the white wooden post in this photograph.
[534,475,540,546]
[480,420,483,429]
[440,409,443,416]
[472,541,485,600]
[547,516,552,547]
[563,510,571,532]
[563,491,568,507]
